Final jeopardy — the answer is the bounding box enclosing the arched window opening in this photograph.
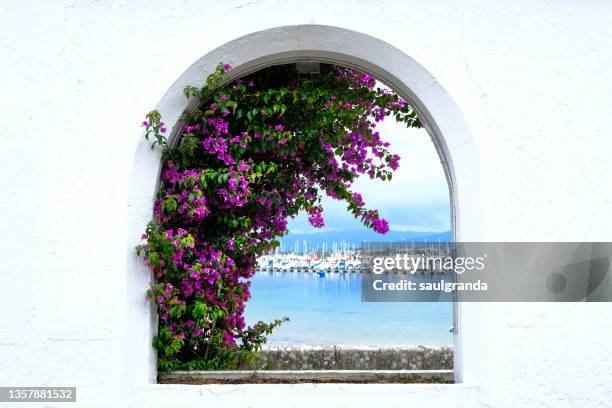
[138,62,454,381]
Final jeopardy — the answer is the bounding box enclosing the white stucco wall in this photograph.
[2,1,612,407]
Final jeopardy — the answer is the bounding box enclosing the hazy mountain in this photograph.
[279,229,451,250]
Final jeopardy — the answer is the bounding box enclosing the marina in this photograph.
[256,241,453,275]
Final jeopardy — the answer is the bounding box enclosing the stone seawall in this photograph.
[249,346,453,370]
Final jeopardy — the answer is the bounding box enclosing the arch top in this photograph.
[156,24,482,242]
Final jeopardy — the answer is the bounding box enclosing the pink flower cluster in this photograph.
[306,206,325,228]
[155,163,210,224]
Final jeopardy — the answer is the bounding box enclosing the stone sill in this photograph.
[158,369,453,384]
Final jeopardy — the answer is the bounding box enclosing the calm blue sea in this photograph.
[245,272,453,346]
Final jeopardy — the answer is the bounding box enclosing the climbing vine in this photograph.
[137,62,421,371]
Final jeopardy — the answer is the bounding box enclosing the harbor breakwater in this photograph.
[248,345,453,370]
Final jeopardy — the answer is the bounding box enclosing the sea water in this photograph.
[245,271,453,346]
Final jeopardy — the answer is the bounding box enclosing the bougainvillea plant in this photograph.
[137,62,421,371]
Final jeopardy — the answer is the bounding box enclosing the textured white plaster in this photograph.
[133,383,479,408]
[2,1,612,407]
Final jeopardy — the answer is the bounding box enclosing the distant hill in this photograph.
[279,229,451,251]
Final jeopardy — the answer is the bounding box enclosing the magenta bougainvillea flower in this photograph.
[137,62,421,371]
